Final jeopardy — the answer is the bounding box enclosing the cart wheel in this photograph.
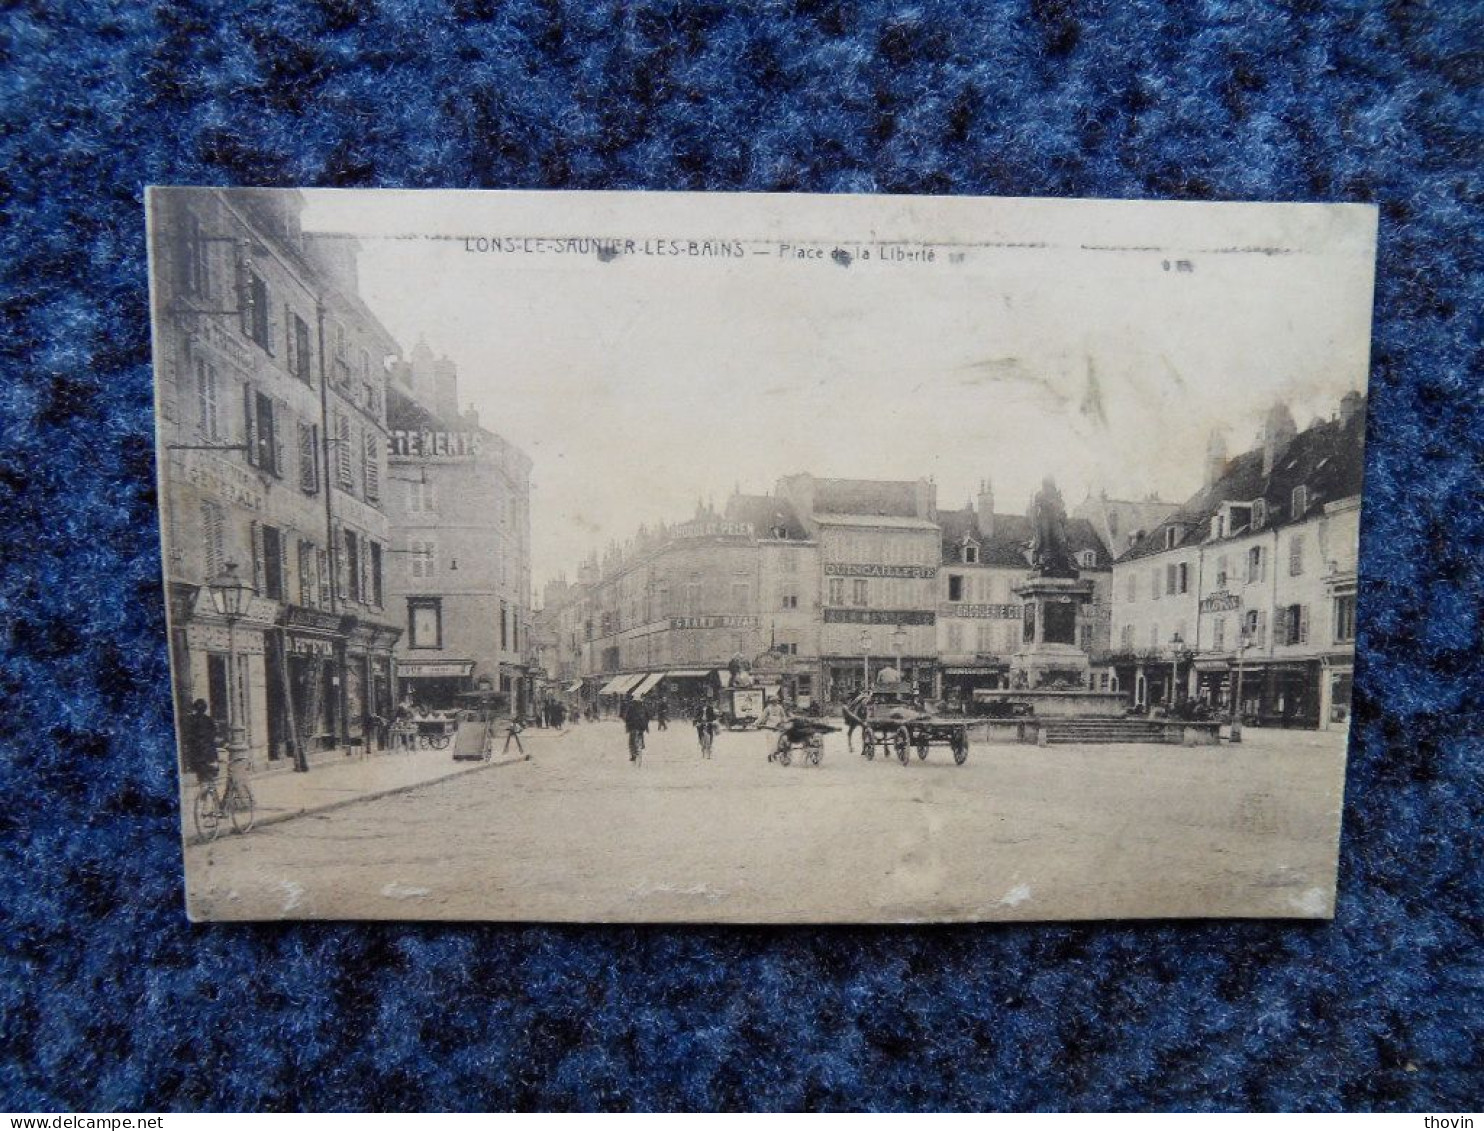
[432,733,451,750]
[893,727,911,765]
[227,780,256,834]
[861,732,875,760]
[952,733,969,765]
[916,737,930,760]
[775,735,792,767]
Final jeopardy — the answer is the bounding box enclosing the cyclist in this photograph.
[693,697,720,757]
[624,695,650,761]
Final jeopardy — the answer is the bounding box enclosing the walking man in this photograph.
[502,715,527,759]
[624,695,650,761]
[184,698,221,787]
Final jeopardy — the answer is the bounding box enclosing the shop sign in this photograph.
[938,602,1021,619]
[398,660,476,678]
[670,615,760,630]
[673,520,754,540]
[287,635,336,658]
[180,450,264,512]
[388,430,482,459]
[1200,590,1243,613]
[283,605,343,633]
[823,609,935,625]
[825,562,937,579]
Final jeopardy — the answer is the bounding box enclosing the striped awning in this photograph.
[598,673,641,696]
[631,673,665,698]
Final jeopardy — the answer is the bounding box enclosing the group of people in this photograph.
[533,698,571,729]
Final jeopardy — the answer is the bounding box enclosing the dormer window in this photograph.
[1252,499,1267,529]
[1290,486,1307,520]
[1078,550,1097,568]
[963,543,979,564]
[1164,527,1179,551]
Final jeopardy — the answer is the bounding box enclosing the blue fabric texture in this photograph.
[1,0,1480,1112]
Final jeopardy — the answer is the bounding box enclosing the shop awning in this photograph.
[565,680,583,692]
[631,672,666,698]
[597,674,638,696]
[667,669,713,679]
[397,659,476,679]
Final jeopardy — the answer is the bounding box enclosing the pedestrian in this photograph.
[693,697,719,754]
[183,698,221,786]
[502,715,527,759]
[553,701,566,729]
[758,695,789,732]
[656,700,669,730]
[624,695,650,761]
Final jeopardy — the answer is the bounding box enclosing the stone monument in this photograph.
[1009,477,1096,690]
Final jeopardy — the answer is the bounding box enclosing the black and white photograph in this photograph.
[148,188,1377,923]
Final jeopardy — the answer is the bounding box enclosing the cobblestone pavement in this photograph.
[183,720,1349,924]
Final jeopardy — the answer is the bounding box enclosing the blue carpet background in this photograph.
[2,0,1481,1112]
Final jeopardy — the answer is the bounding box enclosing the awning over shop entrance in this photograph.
[631,672,665,698]
[598,672,648,696]
[565,680,583,692]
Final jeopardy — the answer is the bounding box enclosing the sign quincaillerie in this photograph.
[825,563,938,579]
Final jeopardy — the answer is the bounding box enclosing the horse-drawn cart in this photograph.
[858,681,970,765]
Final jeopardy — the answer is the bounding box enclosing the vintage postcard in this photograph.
[147,188,1376,922]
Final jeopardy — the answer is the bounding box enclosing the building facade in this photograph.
[152,188,401,769]
[1109,394,1366,728]
[383,342,534,714]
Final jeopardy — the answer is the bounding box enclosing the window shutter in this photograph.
[249,521,266,594]
[264,286,278,357]
[273,400,288,478]
[298,542,311,607]
[283,304,296,374]
[316,548,329,609]
[334,527,349,602]
[1257,610,1267,649]
[243,384,259,466]
[337,415,353,489]
[201,502,224,578]
[359,539,370,605]
[237,251,252,338]
[298,423,317,492]
[1299,605,1310,644]
[363,430,380,504]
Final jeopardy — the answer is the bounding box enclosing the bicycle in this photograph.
[193,759,256,843]
[628,728,645,766]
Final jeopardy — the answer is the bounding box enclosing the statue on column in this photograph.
[1027,476,1079,578]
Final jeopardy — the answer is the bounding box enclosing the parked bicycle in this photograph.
[193,757,255,842]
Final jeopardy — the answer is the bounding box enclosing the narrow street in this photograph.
[186,722,1348,923]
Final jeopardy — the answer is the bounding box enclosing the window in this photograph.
[243,389,281,475]
[1289,534,1305,577]
[362,429,380,504]
[1177,562,1190,594]
[411,539,437,580]
[1148,624,1160,651]
[780,591,799,609]
[297,540,318,608]
[260,523,284,601]
[1247,546,1265,584]
[1164,527,1179,550]
[1151,570,1161,601]
[176,209,210,297]
[1291,485,1308,519]
[407,478,436,513]
[242,269,271,352]
[370,542,383,607]
[1079,623,1093,650]
[1166,564,1178,595]
[1243,609,1266,648]
[1126,572,1137,602]
[948,574,964,602]
[1279,603,1309,646]
[851,579,869,607]
[1334,594,1357,643]
[1252,499,1267,530]
[343,530,362,602]
[963,544,979,564]
[195,358,218,440]
[408,598,442,649]
[827,577,845,605]
[1215,555,1229,588]
[298,422,319,494]
[1079,550,1097,568]
[1120,624,1135,651]
[335,413,354,490]
[287,312,312,384]
[200,501,225,580]
[1213,616,1226,651]
[500,601,509,650]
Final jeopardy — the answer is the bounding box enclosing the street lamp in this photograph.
[1169,630,1184,709]
[1230,627,1252,744]
[859,629,873,693]
[206,561,255,766]
[891,625,908,681]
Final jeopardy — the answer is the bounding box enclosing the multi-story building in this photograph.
[383,340,534,714]
[1110,393,1366,728]
[152,188,401,769]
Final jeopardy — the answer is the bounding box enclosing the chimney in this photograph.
[1339,390,1364,428]
[433,355,459,426]
[1261,401,1297,477]
[914,477,937,521]
[976,477,996,538]
[1204,430,1229,490]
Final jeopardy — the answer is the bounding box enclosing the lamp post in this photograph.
[1230,627,1252,744]
[1169,630,1184,709]
[859,629,872,694]
[892,625,908,683]
[206,562,255,767]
